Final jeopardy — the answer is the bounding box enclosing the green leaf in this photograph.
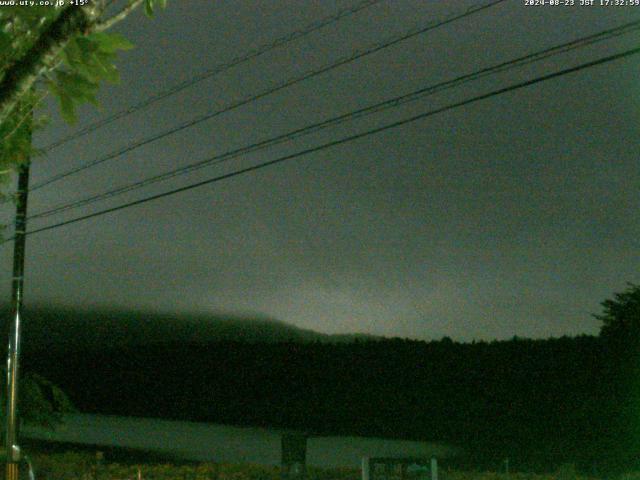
[48,73,99,124]
[58,92,76,124]
[0,31,10,53]
[89,32,134,53]
[88,50,120,84]
[68,55,108,83]
[144,0,155,17]
[62,37,83,68]
[75,36,99,62]
[97,60,121,84]
[56,71,99,102]
[0,30,11,74]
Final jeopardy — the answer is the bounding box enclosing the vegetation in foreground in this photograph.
[25,450,611,480]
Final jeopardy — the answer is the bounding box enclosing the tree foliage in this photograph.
[0,368,75,431]
[0,0,167,193]
[49,30,134,123]
[594,282,640,339]
[13,370,75,428]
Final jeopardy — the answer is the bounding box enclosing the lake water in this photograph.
[23,414,454,468]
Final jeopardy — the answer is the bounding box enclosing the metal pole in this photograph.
[5,159,30,480]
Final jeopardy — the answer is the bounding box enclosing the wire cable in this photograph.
[39,0,385,153]
[7,44,637,243]
[27,18,640,221]
[28,0,507,192]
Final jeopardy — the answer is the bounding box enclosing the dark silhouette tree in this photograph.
[595,283,640,340]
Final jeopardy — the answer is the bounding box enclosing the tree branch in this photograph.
[94,0,145,32]
[0,3,105,127]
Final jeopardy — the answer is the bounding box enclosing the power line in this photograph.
[31,0,504,190]
[4,0,382,152]
[9,45,639,243]
[28,0,507,192]
[39,0,386,153]
[27,18,640,221]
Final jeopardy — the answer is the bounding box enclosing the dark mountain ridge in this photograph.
[0,304,379,353]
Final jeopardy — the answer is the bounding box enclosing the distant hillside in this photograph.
[0,305,378,353]
[20,333,636,473]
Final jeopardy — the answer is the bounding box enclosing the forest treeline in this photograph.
[6,284,640,473]
[21,332,640,474]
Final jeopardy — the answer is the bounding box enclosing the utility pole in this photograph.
[5,136,31,480]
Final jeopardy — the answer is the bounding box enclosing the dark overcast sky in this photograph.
[1,0,638,341]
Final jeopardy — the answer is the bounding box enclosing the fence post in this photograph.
[94,451,104,480]
[362,457,370,480]
[431,458,438,480]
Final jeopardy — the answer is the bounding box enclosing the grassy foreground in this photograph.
[23,451,608,480]
[31,451,355,480]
